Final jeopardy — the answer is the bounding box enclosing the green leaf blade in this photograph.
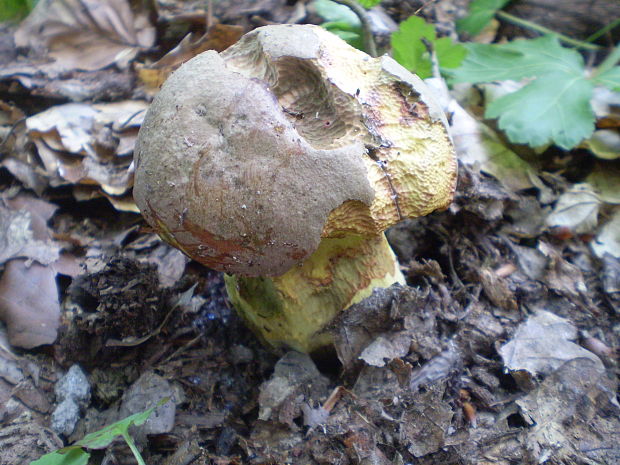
[451,36,585,83]
[313,0,360,25]
[30,448,90,465]
[434,37,468,70]
[456,0,511,36]
[486,72,595,149]
[356,0,381,7]
[76,398,167,450]
[391,16,437,78]
[594,66,620,91]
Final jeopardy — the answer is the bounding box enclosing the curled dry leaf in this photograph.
[21,100,147,210]
[138,24,244,92]
[14,0,155,73]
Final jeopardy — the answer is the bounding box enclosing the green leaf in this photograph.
[357,0,381,7]
[456,0,511,36]
[323,22,363,49]
[391,16,467,78]
[451,35,584,82]
[434,37,468,69]
[447,35,597,149]
[30,447,89,465]
[391,16,437,78]
[314,0,364,50]
[76,399,167,450]
[314,0,360,25]
[486,72,595,149]
[593,66,620,91]
[31,398,169,465]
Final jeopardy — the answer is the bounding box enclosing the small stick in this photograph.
[332,0,378,57]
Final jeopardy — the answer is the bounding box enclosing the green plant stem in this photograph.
[496,10,601,51]
[123,433,147,465]
[586,18,620,43]
[595,42,620,75]
[332,0,377,57]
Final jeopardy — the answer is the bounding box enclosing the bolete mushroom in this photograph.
[134,25,457,353]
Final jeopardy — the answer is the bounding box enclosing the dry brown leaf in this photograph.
[14,0,155,72]
[0,260,60,349]
[22,101,146,210]
[0,194,60,265]
[138,24,243,91]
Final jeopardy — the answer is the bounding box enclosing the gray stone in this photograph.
[51,398,80,436]
[55,365,91,407]
[119,371,175,440]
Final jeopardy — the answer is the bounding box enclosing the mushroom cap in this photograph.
[134,24,456,277]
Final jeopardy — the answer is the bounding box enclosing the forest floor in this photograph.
[1,1,619,464]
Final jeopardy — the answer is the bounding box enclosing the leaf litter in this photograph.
[1,1,620,465]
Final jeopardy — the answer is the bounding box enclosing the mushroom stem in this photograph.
[224,232,405,353]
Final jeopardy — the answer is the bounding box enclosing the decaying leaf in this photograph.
[0,260,60,349]
[0,194,71,348]
[515,357,620,464]
[499,311,604,383]
[591,208,620,259]
[586,165,620,204]
[21,100,147,210]
[0,196,59,265]
[359,333,411,367]
[258,351,329,426]
[544,183,600,234]
[14,0,155,73]
[138,24,244,92]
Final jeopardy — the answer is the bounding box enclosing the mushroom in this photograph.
[134,24,457,353]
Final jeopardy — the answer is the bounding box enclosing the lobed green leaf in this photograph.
[486,72,595,149]
[451,35,584,82]
[391,16,467,78]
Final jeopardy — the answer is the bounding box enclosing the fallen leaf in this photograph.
[138,24,244,91]
[544,183,600,234]
[24,101,147,209]
[586,165,620,204]
[358,333,411,367]
[591,207,620,259]
[499,311,604,382]
[0,195,60,265]
[515,358,620,464]
[14,0,155,72]
[0,260,60,348]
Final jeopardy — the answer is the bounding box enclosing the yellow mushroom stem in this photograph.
[224,233,405,353]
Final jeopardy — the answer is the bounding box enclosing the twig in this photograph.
[586,18,620,43]
[595,42,620,75]
[332,0,377,57]
[206,0,213,30]
[496,10,601,51]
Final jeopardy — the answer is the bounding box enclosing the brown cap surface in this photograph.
[134,25,456,276]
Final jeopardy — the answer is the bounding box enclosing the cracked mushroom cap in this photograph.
[133,24,457,277]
